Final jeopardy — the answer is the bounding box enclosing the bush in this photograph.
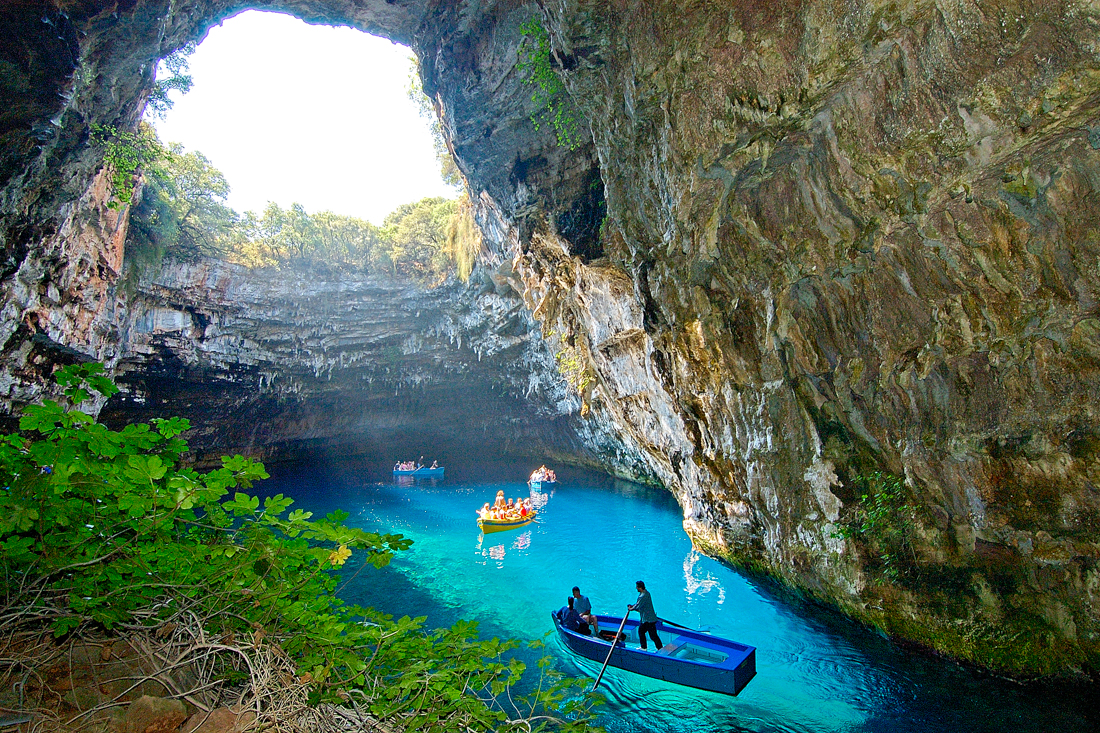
[0,364,602,730]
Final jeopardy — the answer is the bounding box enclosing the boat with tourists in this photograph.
[393,459,444,478]
[551,612,756,696]
[477,513,537,533]
[528,465,556,489]
[477,491,536,533]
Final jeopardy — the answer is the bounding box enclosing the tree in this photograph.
[145,43,197,119]
[382,196,457,280]
[128,142,238,263]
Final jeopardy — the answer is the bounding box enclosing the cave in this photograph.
[4,0,1100,683]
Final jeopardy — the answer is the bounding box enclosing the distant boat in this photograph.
[552,612,756,696]
[393,466,444,478]
[528,467,556,489]
[478,512,536,534]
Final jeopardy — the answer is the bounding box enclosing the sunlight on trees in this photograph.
[125,127,479,285]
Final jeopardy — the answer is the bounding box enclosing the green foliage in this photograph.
[146,43,197,119]
[90,122,166,208]
[447,193,482,282]
[224,197,463,284]
[127,142,238,275]
[121,125,478,284]
[517,17,584,150]
[0,365,601,730]
[834,471,917,582]
[549,331,594,406]
[380,196,458,279]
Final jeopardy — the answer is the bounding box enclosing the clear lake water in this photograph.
[262,459,1098,733]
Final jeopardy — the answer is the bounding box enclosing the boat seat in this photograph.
[657,640,684,656]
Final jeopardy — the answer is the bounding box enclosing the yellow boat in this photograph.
[477,512,537,533]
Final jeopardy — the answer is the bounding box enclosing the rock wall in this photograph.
[99,256,652,474]
[3,0,1100,675]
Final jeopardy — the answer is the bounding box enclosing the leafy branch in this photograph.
[145,42,197,119]
[90,122,166,208]
[834,471,917,582]
[517,17,584,150]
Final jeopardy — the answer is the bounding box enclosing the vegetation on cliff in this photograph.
[0,364,600,730]
[517,17,584,150]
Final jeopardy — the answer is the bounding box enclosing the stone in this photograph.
[117,695,186,733]
[181,707,255,733]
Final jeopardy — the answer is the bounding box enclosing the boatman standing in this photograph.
[628,580,663,651]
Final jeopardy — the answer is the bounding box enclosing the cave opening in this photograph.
[101,8,560,471]
[149,9,455,225]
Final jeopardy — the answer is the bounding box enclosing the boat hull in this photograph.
[478,514,536,533]
[393,467,444,478]
[553,613,755,696]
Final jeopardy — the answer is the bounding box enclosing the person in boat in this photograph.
[628,580,662,651]
[430,460,438,469]
[479,503,490,519]
[556,596,590,635]
[572,586,599,634]
[494,490,506,509]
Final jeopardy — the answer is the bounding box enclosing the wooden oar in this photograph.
[658,616,710,633]
[593,610,630,691]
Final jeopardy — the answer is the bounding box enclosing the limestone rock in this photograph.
[3,0,1100,675]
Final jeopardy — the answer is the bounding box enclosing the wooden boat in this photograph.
[552,612,756,696]
[393,466,444,478]
[529,479,555,490]
[477,512,536,533]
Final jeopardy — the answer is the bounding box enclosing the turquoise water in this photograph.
[265,461,1098,732]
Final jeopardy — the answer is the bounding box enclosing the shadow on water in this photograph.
[261,456,1100,733]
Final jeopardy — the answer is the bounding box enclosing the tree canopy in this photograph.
[123,128,480,285]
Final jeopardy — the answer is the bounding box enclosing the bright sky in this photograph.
[152,10,456,225]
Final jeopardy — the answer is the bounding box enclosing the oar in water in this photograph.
[658,617,711,634]
[593,610,631,691]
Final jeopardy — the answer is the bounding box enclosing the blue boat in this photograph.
[393,466,444,478]
[552,612,756,696]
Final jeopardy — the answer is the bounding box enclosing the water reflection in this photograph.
[475,529,533,567]
[683,551,725,604]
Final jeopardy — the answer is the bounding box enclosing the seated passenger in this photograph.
[479,503,490,519]
[572,586,599,635]
[555,596,590,635]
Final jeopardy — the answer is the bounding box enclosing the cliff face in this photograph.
[99,257,653,474]
[3,0,1100,675]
